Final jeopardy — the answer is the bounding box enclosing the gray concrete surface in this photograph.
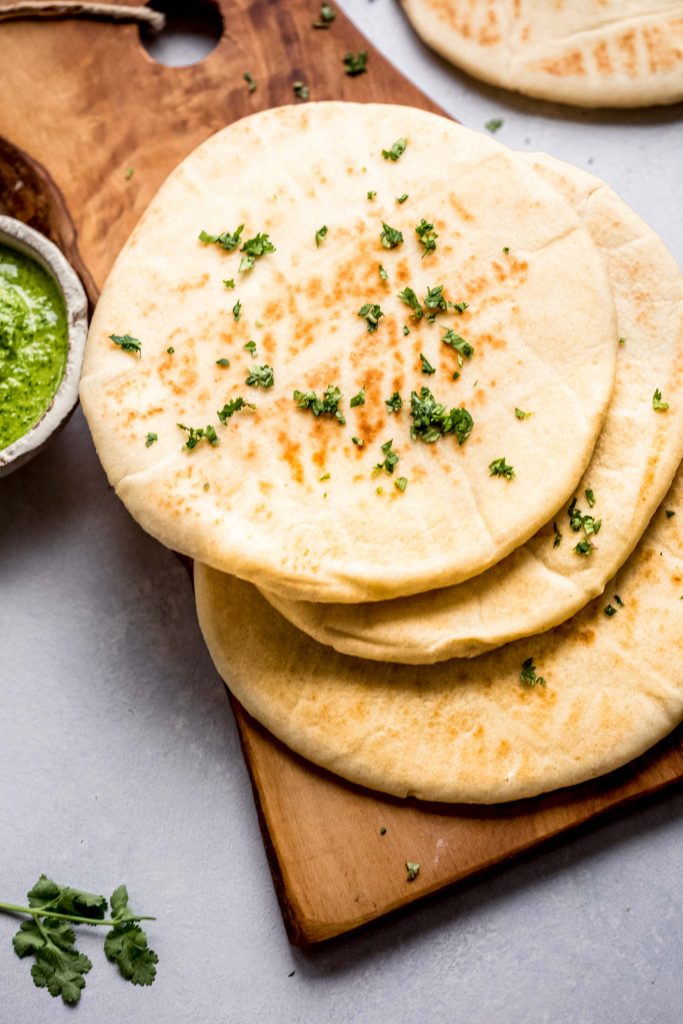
[1,2,681,1021]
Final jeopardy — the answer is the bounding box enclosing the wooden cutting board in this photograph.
[2,0,682,946]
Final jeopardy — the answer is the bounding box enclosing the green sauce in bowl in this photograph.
[0,243,69,451]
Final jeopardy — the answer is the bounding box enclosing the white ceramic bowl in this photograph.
[0,215,88,477]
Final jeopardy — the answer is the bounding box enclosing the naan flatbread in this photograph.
[80,103,617,603]
[262,157,683,662]
[195,464,683,804]
[401,0,683,107]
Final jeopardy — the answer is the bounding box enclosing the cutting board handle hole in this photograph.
[139,0,223,67]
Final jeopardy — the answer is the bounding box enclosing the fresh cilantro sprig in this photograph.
[1,875,156,1006]
[199,225,244,251]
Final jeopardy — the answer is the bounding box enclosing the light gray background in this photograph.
[1,2,682,1021]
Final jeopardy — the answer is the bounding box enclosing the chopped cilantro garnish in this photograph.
[367,190,377,200]
[312,3,336,28]
[653,388,669,411]
[243,340,257,356]
[666,510,676,518]
[604,604,617,616]
[110,333,141,357]
[415,218,437,256]
[199,225,244,251]
[619,336,626,345]
[145,432,157,447]
[381,138,407,162]
[374,439,399,475]
[484,117,504,133]
[380,222,404,249]
[403,325,410,336]
[379,265,388,281]
[166,346,175,354]
[350,388,366,407]
[453,301,469,314]
[315,225,328,247]
[396,194,409,204]
[515,407,531,419]
[358,303,384,332]
[177,423,219,450]
[239,232,276,273]
[292,81,309,100]
[351,436,365,447]
[489,457,514,480]
[395,476,408,492]
[319,472,330,481]
[216,358,230,367]
[575,539,593,556]
[343,50,368,76]
[243,72,257,93]
[520,657,545,688]
[502,246,510,254]
[293,385,346,424]
[424,284,448,321]
[398,286,423,320]
[553,521,562,548]
[585,488,596,507]
[245,364,274,389]
[217,396,255,423]
[385,391,403,413]
[567,497,601,539]
[124,167,134,180]
[379,826,387,836]
[419,352,436,375]
[223,279,235,289]
[405,862,420,882]
[583,515,601,535]
[410,387,473,445]
[452,371,460,381]
[232,300,242,322]
[442,328,474,363]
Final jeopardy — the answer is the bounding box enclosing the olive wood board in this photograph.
[1,0,682,946]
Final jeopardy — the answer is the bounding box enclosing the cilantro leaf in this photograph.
[385,391,403,413]
[216,358,230,367]
[315,225,328,247]
[381,138,407,162]
[379,264,388,281]
[243,340,257,356]
[177,423,219,450]
[293,81,309,100]
[350,388,366,407]
[653,388,669,411]
[343,50,367,75]
[396,193,409,204]
[415,219,437,256]
[405,862,420,882]
[199,225,244,251]
[419,352,436,375]
[442,328,474,363]
[515,407,531,419]
[484,117,504,133]
[239,232,276,272]
[520,657,545,688]
[243,72,257,93]
[110,333,141,357]
[374,438,399,475]
[575,539,593,556]
[357,303,384,332]
[409,387,473,445]
[395,476,408,492]
[293,385,346,424]
[217,396,255,423]
[453,301,469,314]
[245,364,274,389]
[312,3,336,29]
[489,457,515,480]
[585,488,596,507]
[379,222,403,249]
[553,521,562,548]
[232,299,242,322]
[424,285,448,321]
[104,886,158,987]
[398,286,423,320]
[145,432,158,447]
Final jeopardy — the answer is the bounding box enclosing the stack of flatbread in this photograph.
[80,104,683,803]
[400,0,683,108]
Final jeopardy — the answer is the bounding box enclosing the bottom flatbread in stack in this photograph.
[195,470,683,803]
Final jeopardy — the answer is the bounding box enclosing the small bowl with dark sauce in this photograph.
[0,215,87,476]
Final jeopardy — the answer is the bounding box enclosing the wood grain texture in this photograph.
[1,0,681,946]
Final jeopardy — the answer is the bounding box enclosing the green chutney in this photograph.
[0,242,68,450]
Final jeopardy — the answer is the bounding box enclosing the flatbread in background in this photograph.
[195,465,683,805]
[80,103,617,604]
[262,156,683,663]
[401,0,683,107]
